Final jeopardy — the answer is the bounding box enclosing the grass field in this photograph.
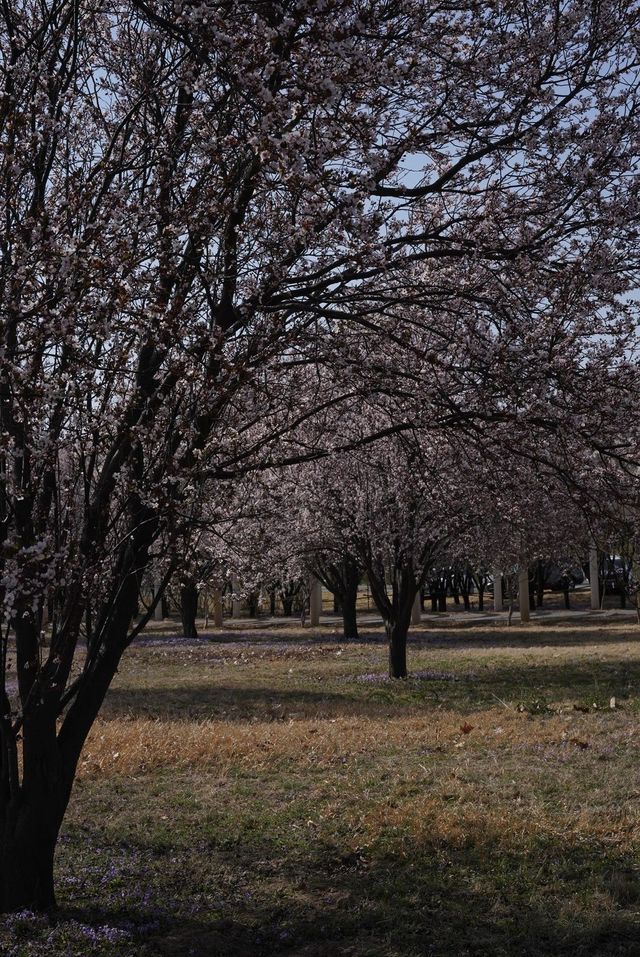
[2,615,640,956]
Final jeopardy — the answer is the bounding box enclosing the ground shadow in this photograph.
[52,824,640,957]
[102,655,640,721]
[133,622,640,655]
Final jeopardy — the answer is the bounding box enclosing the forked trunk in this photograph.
[0,495,159,913]
[364,562,415,678]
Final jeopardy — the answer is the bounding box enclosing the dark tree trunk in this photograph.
[269,588,276,616]
[386,620,408,679]
[281,596,293,616]
[342,587,359,640]
[438,594,447,612]
[279,581,302,617]
[0,774,67,912]
[462,592,470,611]
[180,580,199,640]
[363,560,414,679]
[478,588,484,611]
[620,589,626,609]
[1,616,90,912]
[0,608,70,912]
[563,588,571,609]
[339,562,361,640]
[311,554,361,641]
[535,562,545,607]
[529,587,536,611]
[161,593,170,619]
[431,595,438,612]
[0,479,159,911]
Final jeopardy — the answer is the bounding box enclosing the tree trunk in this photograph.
[0,501,160,913]
[564,588,571,609]
[478,587,484,611]
[0,790,64,911]
[342,587,359,640]
[431,595,437,612]
[438,594,447,612]
[462,592,470,611]
[180,580,199,639]
[339,562,361,640]
[0,684,76,913]
[212,588,224,627]
[536,562,545,607]
[247,592,259,617]
[281,596,293,616]
[387,621,408,679]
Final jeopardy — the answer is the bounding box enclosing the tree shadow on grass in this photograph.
[52,827,640,957]
[101,683,386,720]
[101,655,640,721]
[407,625,640,652]
[133,622,640,655]
[133,628,390,651]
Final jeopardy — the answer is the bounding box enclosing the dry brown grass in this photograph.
[77,702,640,900]
[79,704,631,776]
